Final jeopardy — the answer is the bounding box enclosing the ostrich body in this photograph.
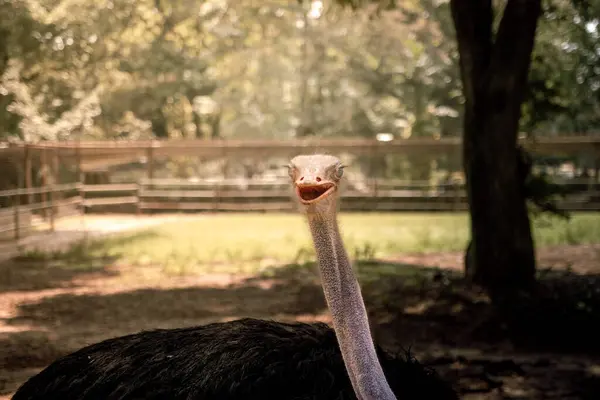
[13,155,457,400]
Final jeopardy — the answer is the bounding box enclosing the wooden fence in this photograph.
[79,178,600,213]
[0,177,598,244]
[1,137,598,249]
[2,135,600,173]
[0,184,82,241]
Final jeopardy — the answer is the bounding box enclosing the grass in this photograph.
[15,212,600,276]
[531,213,600,245]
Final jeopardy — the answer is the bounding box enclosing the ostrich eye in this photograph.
[335,166,344,179]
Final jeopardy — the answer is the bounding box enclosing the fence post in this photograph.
[213,182,220,211]
[146,143,154,182]
[40,149,48,218]
[76,141,85,217]
[79,182,85,216]
[76,140,84,183]
[49,186,55,232]
[75,181,86,236]
[13,191,20,241]
[49,150,60,232]
[455,181,464,211]
[24,144,33,205]
[373,178,378,199]
[136,182,141,216]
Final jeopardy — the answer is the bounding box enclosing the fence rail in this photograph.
[75,178,600,213]
[2,136,599,173]
[1,177,599,243]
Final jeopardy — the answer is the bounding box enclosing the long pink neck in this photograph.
[307,213,397,400]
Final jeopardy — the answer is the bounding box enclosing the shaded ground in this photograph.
[1,243,600,399]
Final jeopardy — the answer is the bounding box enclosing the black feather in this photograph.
[13,318,457,400]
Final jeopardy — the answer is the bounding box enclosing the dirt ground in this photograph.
[0,217,599,399]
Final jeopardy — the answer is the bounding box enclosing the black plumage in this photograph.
[13,318,457,400]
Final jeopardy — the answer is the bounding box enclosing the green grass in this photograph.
[16,212,600,275]
[531,213,600,246]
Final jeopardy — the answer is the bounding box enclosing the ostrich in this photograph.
[13,154,457,400]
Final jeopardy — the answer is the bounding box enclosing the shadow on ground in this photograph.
[7,280,326,330]
[0,260,118,293]
[1,259,600,398]
[0,230,161,293]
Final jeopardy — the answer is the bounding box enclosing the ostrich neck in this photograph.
[308,214,397,400]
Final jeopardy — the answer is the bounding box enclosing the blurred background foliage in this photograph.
[1,0,598,144]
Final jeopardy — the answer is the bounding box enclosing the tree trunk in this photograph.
[450,0,542,296]
[151,107,168,138]
[0,30,8,78]
[210,111,221,139]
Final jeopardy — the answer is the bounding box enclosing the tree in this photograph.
[523,0,600,134]
[330,0,544,294]
[450,0,542,295]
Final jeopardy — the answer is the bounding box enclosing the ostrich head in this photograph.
[288,154,397,400]
[288,154,344,217]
